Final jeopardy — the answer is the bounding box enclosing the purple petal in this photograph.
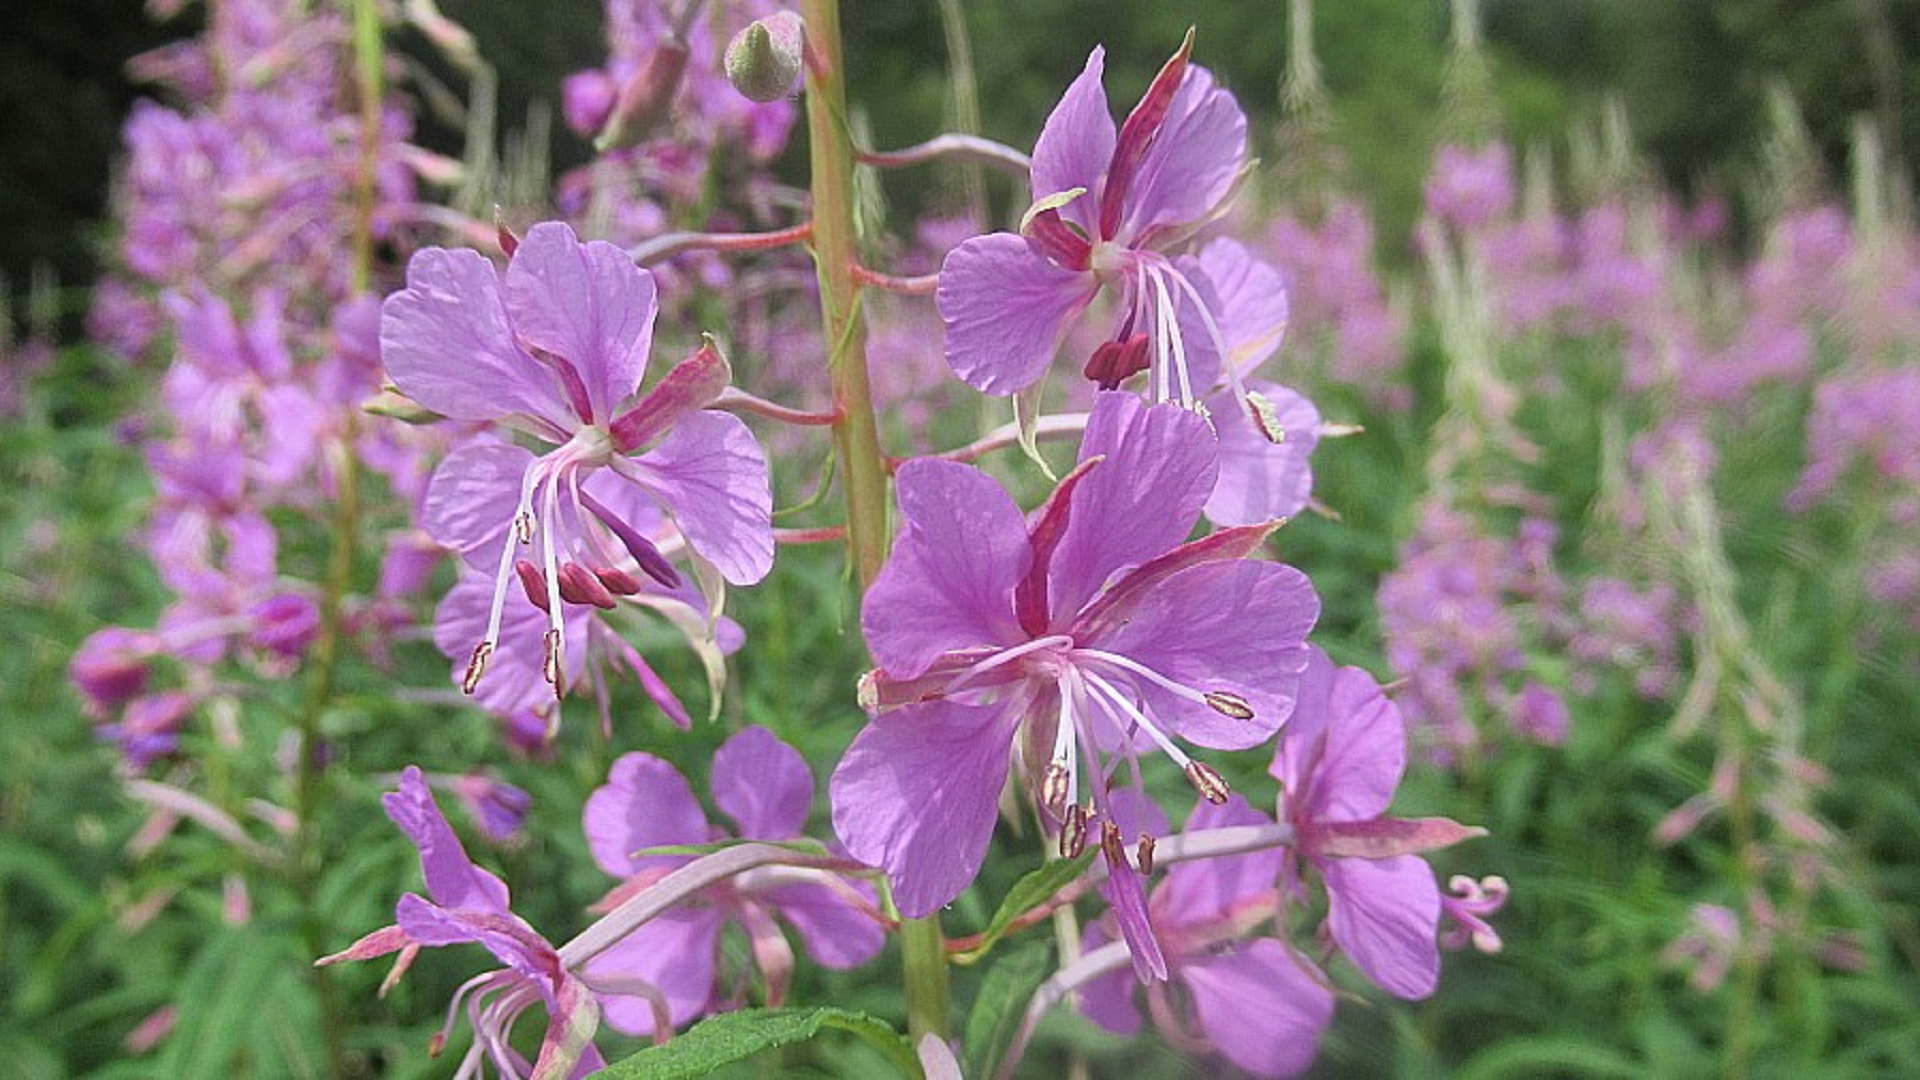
[1188,238,1288,372]
[1093,560,1318,749]
[624,411,773,586]
[1115,64,1247,242]
[504,221,658,423]
[1270,647,1336,797]
[1204,381,1322,526]
[1322,854,1441,999]
[583,752,710,878]
[1074,921,1142,1036]
[862,460,1029,680]
[381,246,570,428]
[1156,795,1283,926]
[608,633,692,729]
[394,894,551,989]
[1099,847,1167,982]
[829,698,1021,917]
[761,880,886,969]
[1308,664,1407,823]
[1049,393,1217,620]
[712,726,813,840]
[1101,784,1171,840]
[1029,47,1114,236]
[424,440,534,571]
[938,233,1098,396]
[383,766,512,913]
[588,907,724,1036]
[1183,939,1334,1078]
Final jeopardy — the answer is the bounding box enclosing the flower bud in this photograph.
[724,12,804,103]
[595,42,691,152]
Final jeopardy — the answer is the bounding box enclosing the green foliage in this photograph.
[953,852,1093,965]
[599,1007,919,1079]
[961,940,1054,1080]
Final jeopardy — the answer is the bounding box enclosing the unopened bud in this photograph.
[1059,803,1089,859]
[495,209,520,257]
[1185,760,1231,805]
[724,12,804,103]
[595,41,690,152]
[463,640,494,694]
[1136,833,1156,876]
[1203,690,1255,720]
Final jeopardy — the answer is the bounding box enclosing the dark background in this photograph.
[5,0,1917,316]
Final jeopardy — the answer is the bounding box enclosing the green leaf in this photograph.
[597,1007,919,1079]
[954,851,1093,964]
[1455,1035,1643,1080]
[155,927,297,1077]
[961,939,1053,1080]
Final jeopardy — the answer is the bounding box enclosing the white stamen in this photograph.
[539,477,565,690]
[482,461,548,655]
[1071,646,1213,708]
[1163,263,1258,418]
[946,634,1074,694]
[1045,675,1080,812]
[1148,265,1197,409]
[1081,669,1194,770]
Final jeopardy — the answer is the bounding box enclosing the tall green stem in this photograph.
[799,0,950,1042]
[801,0,889,589]
[287,3,382,1075]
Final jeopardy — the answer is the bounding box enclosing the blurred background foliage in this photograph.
[3,1,1918,1077]
[9,0,1920,308]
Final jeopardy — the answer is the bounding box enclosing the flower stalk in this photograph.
[801,0,950,1041]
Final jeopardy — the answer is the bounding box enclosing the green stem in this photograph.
[799,0,950,1043]
[287,4,382,1075]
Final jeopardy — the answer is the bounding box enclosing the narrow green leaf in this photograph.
[156,927,293,1077]
[954,851,1093,964]
[1456,1035,1643,1080]
[961,940,1053,1080]
[597,1007,919,1079]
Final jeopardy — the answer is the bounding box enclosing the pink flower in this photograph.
[831,393,1319,978]
[938,40,1254,404]
[383,221,772,703]
[580,727,883,1037]
[320,768,623,1078]
[1077,792,1336,1077]
[937,42,1316,525]
[1272,649,1486,999]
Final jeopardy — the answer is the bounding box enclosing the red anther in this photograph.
[594,566,645,595]
[515,560,551,612]
[1084,339,1124,384]
[1112,332,1152,383]
[557,562,618,609]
